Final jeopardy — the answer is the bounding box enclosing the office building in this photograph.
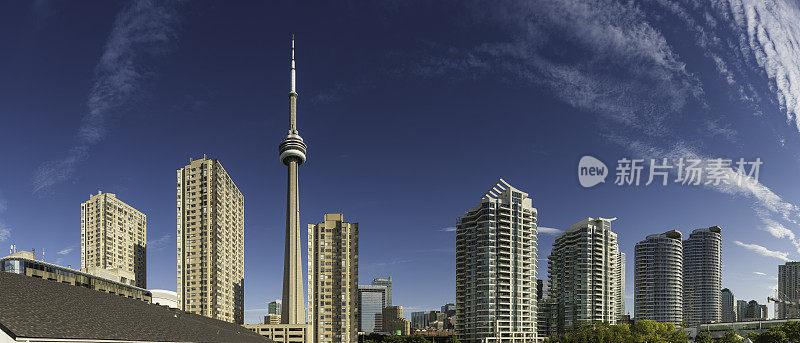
[634,230,683,325]
[455,179,538,343]
[442,303,456,318]
[737,300,748,322]
[308,213,358,343]
[269,300,282,315]
[265,314,282,325]
[382,306,411,335]
[738,300,768,321]
[1,250,151,302]
[549,217,620,332]
[81,191,147,288]
[537,297,557,338]
[357,285,386,333]
[411,311,428,330]
[0,272,266,343]
[778,262,800,319]
[683,226,722,325]
[722,288,736,323]
[176,156,244,324]
[372,277,393,307]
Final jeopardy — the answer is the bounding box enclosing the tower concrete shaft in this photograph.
[280,35,307,325]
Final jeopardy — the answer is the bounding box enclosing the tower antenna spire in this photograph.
[279,33,307,325]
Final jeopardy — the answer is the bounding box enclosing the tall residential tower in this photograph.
[549,217,620,333]
[634,230,683,325]
[81,191,146,288]
[176,156,245,324]
[455,179,538,343]
[778,262,800,319]
[683,226,722,325]
[308,214,358,343]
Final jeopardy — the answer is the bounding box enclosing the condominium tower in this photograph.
[308,213,358,343]
[372,277,393,307]
[176,156,244,324]
[634,230,683,325]
[617,252,626,319]
[721,288,736,322]
[683,226,722,325]
[549,217,620,333]
[81,191,147,288]
[455,179,538,343]
[778,262,800,319]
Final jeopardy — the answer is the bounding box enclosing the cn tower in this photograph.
[279,35,307,325]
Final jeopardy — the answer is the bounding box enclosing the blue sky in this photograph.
[2,0,800,324]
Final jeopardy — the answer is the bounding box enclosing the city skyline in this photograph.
[3,1,800,325]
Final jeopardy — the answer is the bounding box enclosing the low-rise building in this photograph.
[244,324,308,343]
[1,250,151,302]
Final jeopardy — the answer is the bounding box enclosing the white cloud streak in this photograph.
[58,245,77,255]
[537,227,562,235]
[439,226,457,232]
[735,240,790,261]
[32,0,180,194]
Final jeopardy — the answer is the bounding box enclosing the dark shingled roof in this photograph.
[0,271,269,343]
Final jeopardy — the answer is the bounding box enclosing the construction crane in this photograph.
[768,289,800,319]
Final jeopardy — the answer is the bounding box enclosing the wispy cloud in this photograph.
[149,234,173,252]
[0,191,9,242]
[371,259,414,267]
[58,244,77,255]
[32,0,181,195]
[439,226,456,232]
[754,271,769,276]
[538,226,562,235]
[735,240,790,261]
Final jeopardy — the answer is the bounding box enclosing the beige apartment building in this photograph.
[177,156,245,324]
[81,191,147,288]
[308,213,358,343]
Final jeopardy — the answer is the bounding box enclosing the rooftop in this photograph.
[0,271,268,343]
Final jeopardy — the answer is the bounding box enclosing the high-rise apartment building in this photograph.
[549,217,620,333]
[176,156,244,324]
[683,226,722,326]
[721,288,736,323]
[357,285,386,333]
[372,277,393,307]
[778,262,800,319]
[634,230,683,325]
[81,191,147,288]
[617,252,626,319]
[455,179,538,343]
[308,213,358,343]
[269,300,282,315]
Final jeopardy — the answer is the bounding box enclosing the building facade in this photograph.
[1,250,152,302]
[549,217,620,333]
[411,311,428,330]
[372,277,393,307]
[778,262,800,319]
[81,191,147,288]
[721,288,736,323]
[617,252,626,320]
[456,179,538,343]
[151,289,178,308]
[358,285,386,333]
[683,226,722,325]
[382,306,411,335]
[176,156,245,324]
[308,213,358,343]
[634,230,683,325]
[270,300,283,315]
